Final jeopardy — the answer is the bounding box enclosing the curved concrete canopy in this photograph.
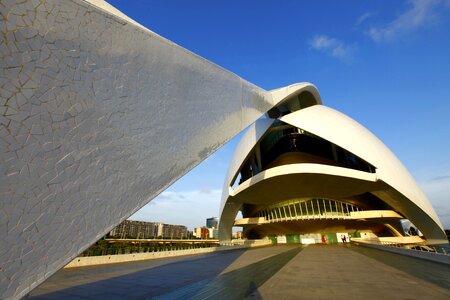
[219,163,380,241]
[230,163,380,205]
[269,82,322,107]
[267,83,322,118]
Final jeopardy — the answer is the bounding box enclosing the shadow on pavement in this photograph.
[349,244,450,290]
[147,246,302,300]
[26,246,302,299]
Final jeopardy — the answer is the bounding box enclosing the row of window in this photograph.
[258,198,362,222]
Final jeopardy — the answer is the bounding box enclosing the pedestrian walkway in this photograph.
[250,244,449,299]
[26,244,450,299]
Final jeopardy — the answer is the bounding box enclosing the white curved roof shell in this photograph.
[220,94,446,244]
[281,106,444,241]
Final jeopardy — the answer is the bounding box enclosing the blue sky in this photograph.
[106,0,450,229]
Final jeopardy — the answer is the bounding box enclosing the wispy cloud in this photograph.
[308,35,355,61]
[368,0,448,42]
[355,12,375,27]
[429,175,450,181]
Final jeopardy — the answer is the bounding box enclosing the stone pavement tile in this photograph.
[27,245,448,299]
[26,247,251,299]
[219,245,301,274]
[254,244,450,300]
[29,252,220,296]
[150,246,303,300]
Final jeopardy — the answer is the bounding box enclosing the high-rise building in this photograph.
[206,217,219,229]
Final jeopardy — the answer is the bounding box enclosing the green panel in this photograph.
[351,231,361,238]
[268,235,277,244]
[324,233,338,244]
[286,234,300,244]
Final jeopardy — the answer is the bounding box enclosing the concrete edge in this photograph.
[353,242,450,265]
[64,240,273,268]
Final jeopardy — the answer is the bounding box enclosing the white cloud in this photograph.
[129,189,222,230]
[355,12,375,27]
[310,35,335,49]
[309,35,355,60]
[368,0,447,42]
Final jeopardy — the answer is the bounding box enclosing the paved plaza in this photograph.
[27,244,450,299]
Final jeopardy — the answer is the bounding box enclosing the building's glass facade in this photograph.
[258,198,363,223]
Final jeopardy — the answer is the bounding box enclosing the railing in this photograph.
[219,239,273,247]
[104,238,219,244]
[380,241,449,255]
[80,240,219,257]
[354,240,450,265]
[81,239,273,257]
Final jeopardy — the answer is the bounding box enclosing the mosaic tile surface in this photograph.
[0,1,274,298]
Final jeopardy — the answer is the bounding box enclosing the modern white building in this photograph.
[218,83,447,246]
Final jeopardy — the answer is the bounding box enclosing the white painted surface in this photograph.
[277,235,287,244]
[300,238,316,245]
[269,82,322,106]
[300,233,322,244]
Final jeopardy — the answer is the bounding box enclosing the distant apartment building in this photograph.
[194,227,210,239]
[161,223,189,239]
[109,220,188,239]
[109,220,158,239]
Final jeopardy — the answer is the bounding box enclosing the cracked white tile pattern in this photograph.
[0,0,276,298]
